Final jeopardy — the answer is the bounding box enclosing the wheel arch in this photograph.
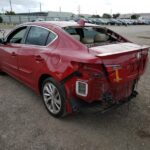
[38,74,52,94]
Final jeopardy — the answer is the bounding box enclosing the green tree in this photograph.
[102,13,112,18]
[131,14,140,19]
[91,15,101,18]
[5,11,16,15]
[78,15,85,18]
[71,14,75,18]
[113,13,120,18]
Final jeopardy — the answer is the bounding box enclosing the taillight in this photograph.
[71,61,103,71]
[105,65,122,73]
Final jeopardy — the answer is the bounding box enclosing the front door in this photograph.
[0,26,27,78]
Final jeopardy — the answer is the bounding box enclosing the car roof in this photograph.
[23,21,99,28]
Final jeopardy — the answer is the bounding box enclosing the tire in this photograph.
[0,69,5,75]
[0,65,2,73]
[41,77,66,118]
[0,66,6,75]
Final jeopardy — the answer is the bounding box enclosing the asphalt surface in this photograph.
[0,25,150,150]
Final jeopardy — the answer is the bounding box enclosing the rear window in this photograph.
[83,27,99,38]
[64,27,110,46]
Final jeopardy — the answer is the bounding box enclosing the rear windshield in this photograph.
[64,26,118,47]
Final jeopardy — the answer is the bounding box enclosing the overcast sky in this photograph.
[0,0,150,15]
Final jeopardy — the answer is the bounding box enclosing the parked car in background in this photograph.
[109,19,122,25]
[53,18,60,21]
[79,18,150,26]
[0,20,149,117]
[118,19,128,26]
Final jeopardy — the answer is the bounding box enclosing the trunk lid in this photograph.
[89,42,149,83]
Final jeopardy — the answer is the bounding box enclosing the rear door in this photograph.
[18,26,57,87]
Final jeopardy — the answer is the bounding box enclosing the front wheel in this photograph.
[42,77,66,118]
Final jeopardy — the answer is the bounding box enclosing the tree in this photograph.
[0,16,3,23]
[102,13,112,18]
[113,13,120,18]
[5,11,15,15]
[131,14,140,19]
[71,14,75,19]
[91,15,101,18]
[78,15,85,18]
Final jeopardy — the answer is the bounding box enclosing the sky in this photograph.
[0,0,150,15]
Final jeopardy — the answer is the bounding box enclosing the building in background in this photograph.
[119,13,150,19]
[17,12,48,16]
[47,11,74,19]
[138,13,150,20]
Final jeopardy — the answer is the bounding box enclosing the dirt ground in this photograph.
[0,25,150,150]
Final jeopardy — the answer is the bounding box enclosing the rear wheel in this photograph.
[42,77,66,118]
[0,68,5,75]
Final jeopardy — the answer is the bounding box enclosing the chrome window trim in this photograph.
[5,24,58,48]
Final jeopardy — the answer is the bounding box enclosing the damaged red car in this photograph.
[0,21,149,117]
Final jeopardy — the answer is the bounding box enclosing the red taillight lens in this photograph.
[71,61,104,74]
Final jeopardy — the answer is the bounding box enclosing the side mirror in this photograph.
[0,38,4,44]
[0,29,6,44]
[0,38,6,44]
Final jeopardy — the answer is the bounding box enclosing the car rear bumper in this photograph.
[70,90,138,113]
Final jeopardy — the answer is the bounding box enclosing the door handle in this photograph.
[35,55,44,62]
[11,52,17,57]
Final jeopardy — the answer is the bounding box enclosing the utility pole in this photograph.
[110,9,112,16]
[1,8,4,14]
[9,0,13,12]
[40,2,42,12]
[59,6,61,13]
[96,10,97,15]
[77,5,80,15]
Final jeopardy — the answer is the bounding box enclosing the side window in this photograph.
[7,27,27,44]
[25,26,49,46]
[46,32,57,45]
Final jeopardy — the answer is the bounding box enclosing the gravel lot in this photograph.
[0,25,150,150]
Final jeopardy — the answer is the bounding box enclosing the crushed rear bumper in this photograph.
[70,90,138,113]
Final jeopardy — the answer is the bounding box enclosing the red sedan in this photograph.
[0,21,149,117]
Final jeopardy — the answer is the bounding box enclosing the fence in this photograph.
[0,15,72,24]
